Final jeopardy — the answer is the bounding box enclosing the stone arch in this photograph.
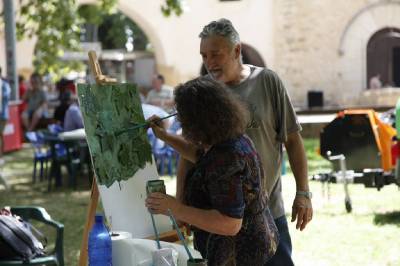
[199,42,266,75]
[337,1,400,98]
[116,1,167,67]
[338,1,400,55]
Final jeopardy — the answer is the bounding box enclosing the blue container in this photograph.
[88,214,112,266]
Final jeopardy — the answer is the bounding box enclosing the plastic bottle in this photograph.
[88,214,112,266]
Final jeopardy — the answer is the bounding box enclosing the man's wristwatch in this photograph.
[296,190,312,199]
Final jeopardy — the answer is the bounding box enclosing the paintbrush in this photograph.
[167,209,194,261]
[114,113,177,136]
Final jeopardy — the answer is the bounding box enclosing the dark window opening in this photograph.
[393,47,400,87]
[367,27,400,88]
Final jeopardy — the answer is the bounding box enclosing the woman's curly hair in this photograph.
[174,77,249,146]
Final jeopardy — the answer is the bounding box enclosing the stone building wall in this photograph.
[273,0,397,108]
[3,0,400,109]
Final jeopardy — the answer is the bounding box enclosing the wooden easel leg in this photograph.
[78,51,115,265]
[78,178,99,266]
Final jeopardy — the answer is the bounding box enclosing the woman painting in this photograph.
[145,77,278,266]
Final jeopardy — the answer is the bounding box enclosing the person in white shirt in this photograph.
[145,74,175,113]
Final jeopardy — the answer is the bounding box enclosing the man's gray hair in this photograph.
[199,18,241,46]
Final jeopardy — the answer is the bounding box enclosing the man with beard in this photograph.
[176,19,313,266]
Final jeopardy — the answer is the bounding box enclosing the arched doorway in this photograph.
[200,43,266,75]
[76,5,155,87]
[337,1,400,99]
[367,27,400,87]
[96,11,154,86]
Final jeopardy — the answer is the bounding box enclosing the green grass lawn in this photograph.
[0,139,399,265]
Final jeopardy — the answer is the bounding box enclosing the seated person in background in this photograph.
[63,95,90,178]
[146,77,279,266]
[369,74,382,90]
[57,78,76,99]
[53,91,71,126]
[21,73,48,131]
[63,95,84,131]
[145,74,175,113]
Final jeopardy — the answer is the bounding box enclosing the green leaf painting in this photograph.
[77,83,153,187]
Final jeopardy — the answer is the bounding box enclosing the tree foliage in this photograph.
[16,0,85,76]
[14,0,182,76]
[98,13,148,51]
[161,0,184,17]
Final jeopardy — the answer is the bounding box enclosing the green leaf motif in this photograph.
[77,83,153,187]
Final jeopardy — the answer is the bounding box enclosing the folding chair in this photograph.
[0,206,64,266]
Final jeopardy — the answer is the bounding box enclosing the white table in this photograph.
[58,128,86,141]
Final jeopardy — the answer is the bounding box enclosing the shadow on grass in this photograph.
[373,211,400,226]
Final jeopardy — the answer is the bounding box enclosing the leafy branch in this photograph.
[161,0,183,17]
[13,0,182,76]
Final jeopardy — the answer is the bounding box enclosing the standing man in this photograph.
[0,67,11,163]
[146,74,175,113]
[177,19,312,265]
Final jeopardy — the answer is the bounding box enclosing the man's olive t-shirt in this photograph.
[228,65,301,218]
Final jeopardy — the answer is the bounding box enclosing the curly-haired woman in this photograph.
[145,77,278,266]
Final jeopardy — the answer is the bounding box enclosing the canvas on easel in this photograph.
[77,51,172,266]
[77,83,152,187]
[77,82,171,236]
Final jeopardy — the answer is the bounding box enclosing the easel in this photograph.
[78,51,116,266]
[77,51,182,265]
